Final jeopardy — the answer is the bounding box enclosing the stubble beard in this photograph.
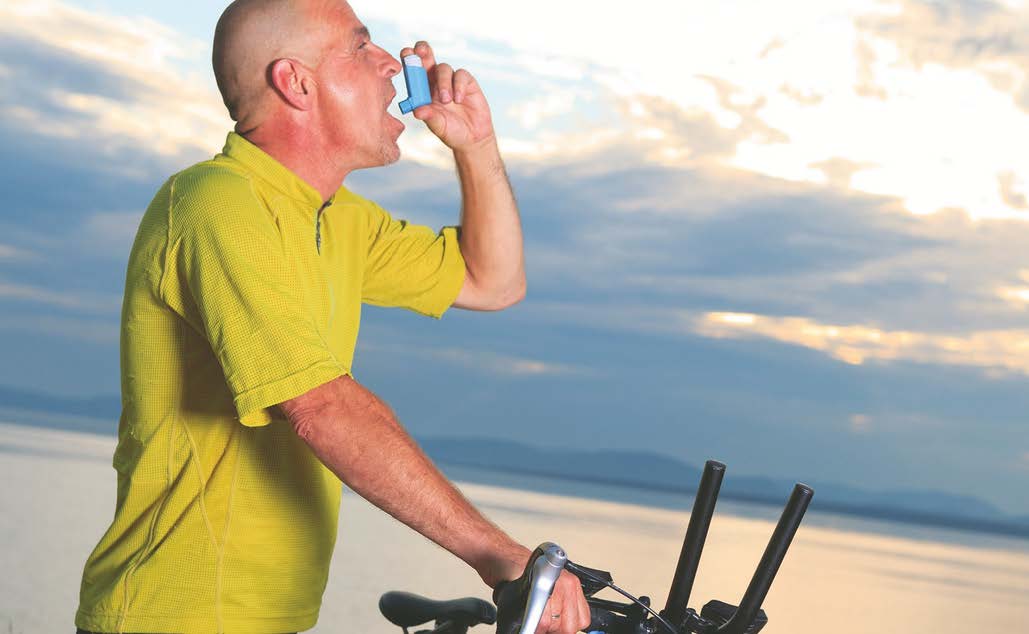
[378,139,401,166]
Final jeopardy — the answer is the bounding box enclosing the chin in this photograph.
[378,142,401,166]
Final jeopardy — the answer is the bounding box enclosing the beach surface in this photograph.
[2,422,1027,634]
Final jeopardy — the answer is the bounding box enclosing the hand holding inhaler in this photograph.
[397,41,496,151]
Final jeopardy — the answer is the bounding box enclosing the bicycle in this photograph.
[380,460,814,634]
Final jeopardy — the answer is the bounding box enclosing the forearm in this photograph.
[453,136,525,308]
[282,376,528,586]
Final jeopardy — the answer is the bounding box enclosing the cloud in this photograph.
[998,171,1028,210]
[0,244,35,261]
[508,90,579,130]
[517,298,1029,378]
[0,314,117,344]
[858,0,1029,105]
[78,211,144,257]
[356,144,1029,346]
[0,0,228,159]
[809,157,878,189]
[7,0,1029,229]
[361,341,589,377]
[368,0,1029,221]
[0,280,120,314]
[849,413,872,433]
[420,347,588,377]
[695,310,1029,376]
[779,83,825,106]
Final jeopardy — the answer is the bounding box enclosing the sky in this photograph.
[0,0,1028,514]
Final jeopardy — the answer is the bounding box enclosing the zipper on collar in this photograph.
[315,199,332,254]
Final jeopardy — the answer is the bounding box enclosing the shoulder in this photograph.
[170,161,257,208]
[168,161,265,233]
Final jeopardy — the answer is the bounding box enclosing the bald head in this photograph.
[213,0,341,125]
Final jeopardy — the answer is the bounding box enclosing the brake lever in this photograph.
[519,543,568,634]
[493,542,568,634]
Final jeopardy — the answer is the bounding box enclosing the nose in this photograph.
[379,46,401,78]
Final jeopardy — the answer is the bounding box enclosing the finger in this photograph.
[452,68,479,104]
[413,40,437,70]
[413,103,447,137]
[434,62,455,103]
[537,596,559,634]
[574,591,590,633]
[399,46,415,58]
[560,572,588,634]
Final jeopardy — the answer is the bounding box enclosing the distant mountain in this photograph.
[3,387,1026,539]
[0,385,120,420]
[418,436,1029,539]
[0,385,119,434]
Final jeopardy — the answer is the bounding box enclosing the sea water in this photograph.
[2,422,1027,634]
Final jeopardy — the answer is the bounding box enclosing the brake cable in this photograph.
[565,561,679,634]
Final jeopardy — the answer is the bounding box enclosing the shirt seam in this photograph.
[156,172,178,309]
[115,431,176,633]
[216,426,242,632]
[179,416,224,632]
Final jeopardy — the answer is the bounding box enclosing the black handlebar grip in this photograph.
[587,605,616,632]
[494,544,552,634]
[494,578,527,634]
[664,460,725,626]
[719,483,813,634]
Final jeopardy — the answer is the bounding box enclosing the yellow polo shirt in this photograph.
[75,132,465,633]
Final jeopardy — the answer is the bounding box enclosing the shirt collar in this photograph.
[221,131,328,209]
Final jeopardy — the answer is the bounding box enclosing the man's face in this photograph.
[313,3,404,168]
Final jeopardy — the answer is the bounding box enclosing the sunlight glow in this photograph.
[360,0,1029,222]
[695,311,1029,375]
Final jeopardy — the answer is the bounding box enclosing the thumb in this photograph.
[413,104,448,138]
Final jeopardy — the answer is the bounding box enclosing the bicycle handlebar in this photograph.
[381,459,813,634]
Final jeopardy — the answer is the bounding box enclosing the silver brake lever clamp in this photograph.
[518,542,568,634]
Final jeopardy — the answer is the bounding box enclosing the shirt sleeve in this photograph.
[361,201,466,318]
[164,168,349,427]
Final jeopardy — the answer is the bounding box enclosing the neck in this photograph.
[240,119,350,202]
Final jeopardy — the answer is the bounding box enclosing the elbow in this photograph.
[459,269,526,311]
[503,277,527,308]
[281,397,326,445]
[485,275,526,311]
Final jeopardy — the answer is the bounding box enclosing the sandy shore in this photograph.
[2,422,1027,634]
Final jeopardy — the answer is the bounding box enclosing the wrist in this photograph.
[468,535,531,588]
[453,133,500,164]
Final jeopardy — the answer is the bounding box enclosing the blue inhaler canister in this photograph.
[398,54,431,114]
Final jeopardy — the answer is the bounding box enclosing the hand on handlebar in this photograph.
[492,543,591,634]
[536,569,591,634]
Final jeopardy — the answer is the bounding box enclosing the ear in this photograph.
[268,58,316,110]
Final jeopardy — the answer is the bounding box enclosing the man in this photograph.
[73,1,589,633]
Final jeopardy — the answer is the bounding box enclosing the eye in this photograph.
[358,40,369,50]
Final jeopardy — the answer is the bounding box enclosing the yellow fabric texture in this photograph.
[75,132,466,634]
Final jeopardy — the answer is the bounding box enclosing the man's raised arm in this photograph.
[403,41,526,311]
